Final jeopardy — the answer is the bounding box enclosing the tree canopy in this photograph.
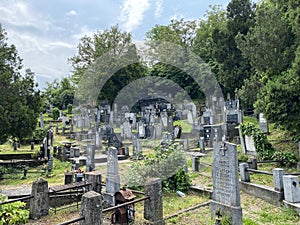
[0,24,42,143]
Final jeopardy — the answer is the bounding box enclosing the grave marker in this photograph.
[259,113,268,133]
[104,147,120,205]
[210,142,242,225]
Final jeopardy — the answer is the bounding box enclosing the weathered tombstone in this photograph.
[259,113,268,133]
[79,191,103,225]
[144,178,164,225]
[138,121,145,138]
[183,138,189,151]
[65,172,73,184]
[123,120,132,139]
[161,112,168,129]
[283,175,300,203]
[245,135,256,156]
[39,113,44,129]
[85,171,102,193]
[155,123,162,139]
[104,147,120,205]
[95,131,102,149]
[30,178,49,219]
[132,135,143,159]
[167,116,173,133]
[192,157,200,172]
[273,168,285,192]
[86,144,96,172]
[48,156,53,172]
[210,142,242,225]
[187,110,193,124]
[199,137,205,152]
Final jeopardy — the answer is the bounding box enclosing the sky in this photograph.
[0,0,231,89]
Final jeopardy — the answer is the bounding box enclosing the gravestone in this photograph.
[132,135,143,159]
[86,144,95,172]
[187,110,193,124]
[259,113,268,133]
[30,178,49,219]
[104,147,120,205]
[210,142,242,225]
[155,123,162,139]
[138,121,145,138]
[167,116,173,133]
[123,120,132,139]
[95,131,102,149]
[161,112,168,129]
[245,135,256,156]
[40,113,44,129]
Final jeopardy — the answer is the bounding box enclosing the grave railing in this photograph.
[0,195,33,206]
[57,190,150,225]
[57,178,164,225]
[239,163,285,205]
[49,181,92,214]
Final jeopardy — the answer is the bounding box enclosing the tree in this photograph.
[236,1,295,76]
[146,19,205,100]
[211,0,255,96]
[69,25,146,105]
[192,5,227,81]
[0,24,42,143]
[240,1,300,134]
[43,77,75,110]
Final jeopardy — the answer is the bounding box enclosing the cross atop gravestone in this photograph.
[210,142,242,225]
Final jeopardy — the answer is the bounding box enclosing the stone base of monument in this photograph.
[103,192,115,206]
[210,200,242,225]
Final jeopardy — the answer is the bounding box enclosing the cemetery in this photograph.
[1,1,300,224]
[0,98,300,225]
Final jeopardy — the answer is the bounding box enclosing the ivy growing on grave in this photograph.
[240,122,275,160]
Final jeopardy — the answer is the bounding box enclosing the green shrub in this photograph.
[238,153,249,162]
[0,195,29,224]
[240,123,275,160]
[272,151,297,166]
[126,144,191,192]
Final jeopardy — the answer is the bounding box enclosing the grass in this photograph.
[2,117,300,224]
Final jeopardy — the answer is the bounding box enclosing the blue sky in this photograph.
[0,0,231,88]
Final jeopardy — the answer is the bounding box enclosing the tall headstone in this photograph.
[187,110,193,124]
[39,113,44,129]
[144,178,164,225]
[259,113,268,133]
[86,144,95,172]
[210,142,242,225]
[138,121,145,138]
[104,147,120,205]
[95,131,102,150]
[132,135,143,159]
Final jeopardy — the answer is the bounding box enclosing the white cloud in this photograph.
[0,1,75,83]
[119,0,150,32]
[66,10,78,16]
[71,25,96,41]
[154,0,163,19]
